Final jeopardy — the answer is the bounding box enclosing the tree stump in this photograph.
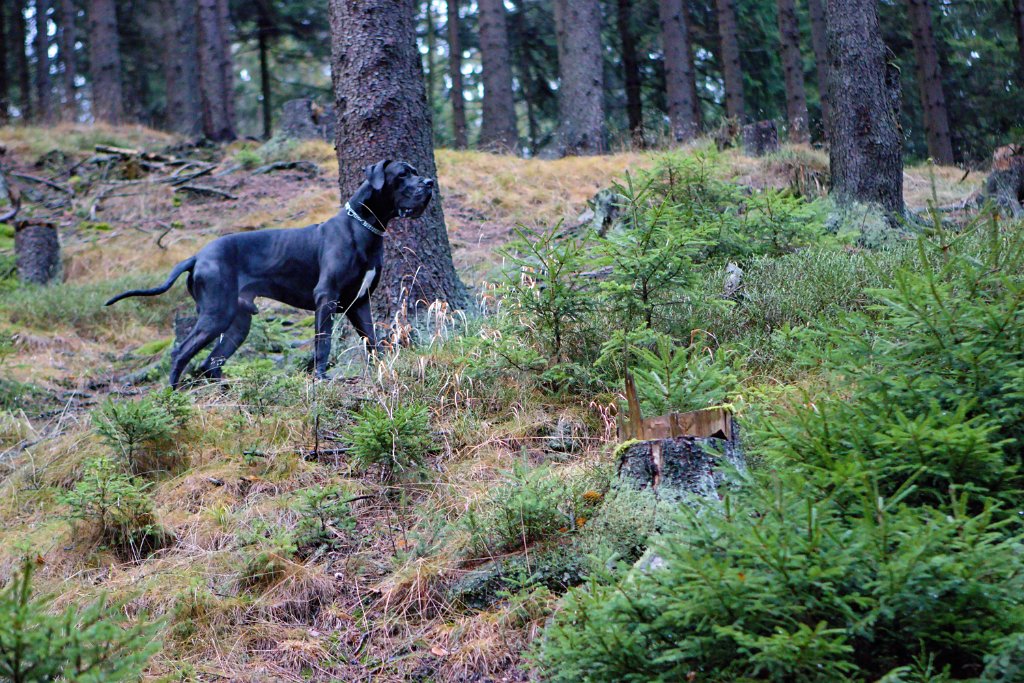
[278,98,335,142]
[15,221,61,285]
[741,120,780,157]
[983,146,1024,217]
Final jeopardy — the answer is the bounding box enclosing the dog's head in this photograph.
[364,160,434,219]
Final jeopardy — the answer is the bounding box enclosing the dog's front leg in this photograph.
[345,297,380,354]
[313,293,338,379]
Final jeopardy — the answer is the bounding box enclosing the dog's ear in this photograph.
[364,160,391,191]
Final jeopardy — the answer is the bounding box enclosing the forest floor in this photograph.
[0,124,984,682]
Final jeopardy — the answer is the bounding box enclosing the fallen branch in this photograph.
[174,184,238,200]
[10,172,74,196]
[252,160,319,175]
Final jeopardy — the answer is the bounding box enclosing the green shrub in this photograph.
[292,484,356,552]
[234,147,262,169]
[346,400,433,480]
[0,556,161,682]
[237,520,299,589]
[94,393,190,475]
[225,359,304,417]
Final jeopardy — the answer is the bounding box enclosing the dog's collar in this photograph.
[345,202,386,236]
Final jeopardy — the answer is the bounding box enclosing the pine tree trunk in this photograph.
[13,1,32,120]
[425,1,437,115]
[478,0,519,151]
[446,0,468,149]
[1014,0,1024,77]
[776,0,808,142]
[715,0,745,122]
[509,0,541,151]
[329,0,470,320]
[806,0,830,140]
[617,0,643,142]
[826,0,905,218]
[87,0,123,123]
[554,0,606,155]
[58,0,77,120]
[197,0,234,140]
[34,0,52,121]
[659,0,700,142]
[905,0,954,164]
[217,0,235,130]
[162,0,202,136]
[256,0,272,139]
[0,3,9,124]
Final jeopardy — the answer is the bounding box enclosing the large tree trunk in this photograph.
[905,0,954,164]
[0,3,9,124]
[162,0,202,136]
[554,0,605,155]
[617,0,643,142]
[446,0,468,149]
[826,0,905,218]
[806,0,830,140]
[329,0,469,321]
[715,0,745,122]
[197,0,234,140]
[58,0,77,120]
[509,0,542,151]
[478,0,518,151]
[256,0,272,139]
[776,0,809,143]
[34,0,52,121]
[424,1,437,115]
[86,0,123,123]
[13,1,32,120]
[659,0,700,143]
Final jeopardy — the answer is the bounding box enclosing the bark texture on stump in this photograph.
[15,222,61,285]
[446,0,468,149]
[87,0,123,124]
[742,120,779,156]
[715,0,745,122]
[478,0,518,151]
[825,0,905,219]
[776,0,809,143]
[905,0,954,165]
[807,0,830,140]
[554,0,606,155]
[659,0,700,143]
[329,0,470,321]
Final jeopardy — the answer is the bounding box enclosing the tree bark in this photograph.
[1014,0,1024,77]
[34,0,52,121]
[714,0,745,122]
[776,0,809,143]
[659,0,700,143]
[554,0,606,155]
[446,0,468,149]
[58,0,77,120]
[806,0,830,140]
[162,0,202,136]
[617,0,643,142]
[478,0,519,151]
[13,1,32,120]
[329,0,469,320]
[424,0,436,115]
[87,0,123,123]
[256,0,272,139]
[826,0,905,218]
[905,0,954,164]
[197,0,234,140]
[15,221,61,285]
[0,3,9,124]
[217,0,235,130]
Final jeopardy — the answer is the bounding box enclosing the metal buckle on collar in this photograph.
[345,202,386,236]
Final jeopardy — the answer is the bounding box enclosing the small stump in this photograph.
[15,220,61,285]
[742,120,780,157]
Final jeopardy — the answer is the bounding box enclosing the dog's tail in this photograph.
[105,256,197,306]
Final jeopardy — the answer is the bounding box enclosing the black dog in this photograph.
[106,159,434,388]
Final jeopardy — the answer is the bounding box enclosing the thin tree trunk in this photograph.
[905,0,954,164]
[776,0,808,142]
[424,0,436,115]
[216,0,235,130]
[197,0,234,140]
[0,3,9,124]
[256,0,272,139]
[509,0,541,151]
[554,0,605,155]
[478,0,518,151]
[617,0,643,142]
[35,0,51,122]
[446,0,468,149]
[13,1,32,120]
[806,0,829,140]
[329,0,469,319]
[659,0,700,142]
[163,0,202,136]
[87,0,123,123]
[1014,0,1024,76]
[715,0,745,122]
[58,0,77,120]
[826,0,905,219]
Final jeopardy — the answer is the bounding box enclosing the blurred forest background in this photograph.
[2,0,1022,162]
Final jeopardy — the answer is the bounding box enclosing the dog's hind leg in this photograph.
[197,311,253,380]
[169,314,233,388]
